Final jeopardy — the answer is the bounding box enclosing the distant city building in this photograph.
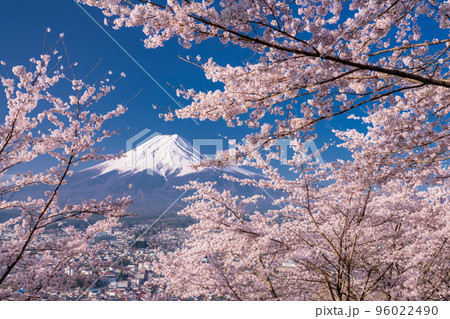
[117,281,129,289]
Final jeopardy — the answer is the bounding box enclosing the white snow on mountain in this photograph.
[12,134,270,217]
[83,134,257,179]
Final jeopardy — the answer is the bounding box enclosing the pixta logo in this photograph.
[126,129,324,176]
[194,137,324,165]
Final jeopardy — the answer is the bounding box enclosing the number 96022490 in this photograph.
[375,306,438,316]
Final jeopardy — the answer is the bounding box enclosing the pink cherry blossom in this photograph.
[73,0,449,300]
[0,49,131,300]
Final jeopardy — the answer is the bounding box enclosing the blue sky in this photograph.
[0,0,359,173]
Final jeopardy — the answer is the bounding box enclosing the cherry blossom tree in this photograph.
[77,0,449,300]
[153,143,448,300]
[0,39,131,300]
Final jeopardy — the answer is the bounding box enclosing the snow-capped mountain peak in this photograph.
[84,134,202,178]
[83,134,256,179]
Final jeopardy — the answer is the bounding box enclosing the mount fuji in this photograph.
[55,134,268,219]
[84,134,256,179]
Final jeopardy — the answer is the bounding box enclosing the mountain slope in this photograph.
[83,134,257,179]
[57,134,269,218]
